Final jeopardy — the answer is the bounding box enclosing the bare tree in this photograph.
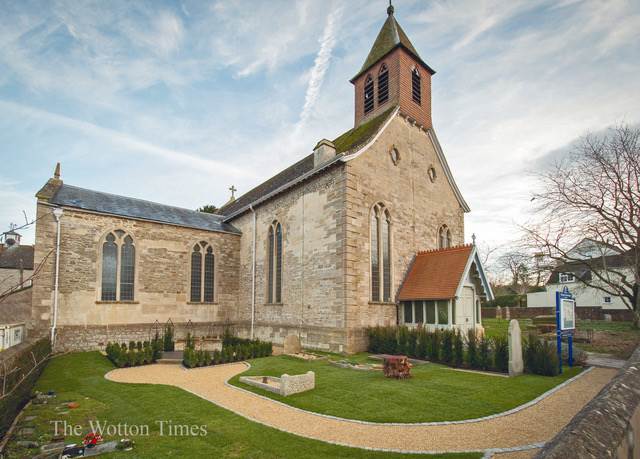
[523,125,640,326]
[497,250,532,294]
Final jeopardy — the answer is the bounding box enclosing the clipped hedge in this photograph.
[0,338,52,439]
[183,337,272,369]
[105,339,162,368]
[524,333,559,376]
[367,325,563,376]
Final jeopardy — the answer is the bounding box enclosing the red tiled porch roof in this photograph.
[398,245,473,301]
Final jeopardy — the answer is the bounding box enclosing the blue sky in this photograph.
[1,0,639,248]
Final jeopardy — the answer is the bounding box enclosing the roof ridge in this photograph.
[417,244,473,255]
[57,184,225,220]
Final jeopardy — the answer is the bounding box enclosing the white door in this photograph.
[457,287,475,328]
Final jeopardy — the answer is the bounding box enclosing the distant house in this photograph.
[0,230,34,293]
[527,239,631,310]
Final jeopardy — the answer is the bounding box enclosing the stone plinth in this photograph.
[508,319,523,376]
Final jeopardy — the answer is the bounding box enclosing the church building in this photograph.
[30,5,493,353]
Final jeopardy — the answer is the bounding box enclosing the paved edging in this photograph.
[225,363,594,426]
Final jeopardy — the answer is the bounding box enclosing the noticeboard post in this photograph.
[555,286,576,374]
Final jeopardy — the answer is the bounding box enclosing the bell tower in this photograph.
[350,2,435,129]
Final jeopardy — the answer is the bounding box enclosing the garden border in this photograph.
[225,362,593,426]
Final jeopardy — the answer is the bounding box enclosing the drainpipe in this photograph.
[249,205,256,339]
[51,207,64,346]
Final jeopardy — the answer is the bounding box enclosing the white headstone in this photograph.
[508,319,523,376]
[283,335,302,354]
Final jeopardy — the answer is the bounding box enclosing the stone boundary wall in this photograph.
[240,371,315,397]
[52,322,228,352]
[0,286,32,325]
[281,371,315,396]
[535,345,640,458]
[483,306,634,322]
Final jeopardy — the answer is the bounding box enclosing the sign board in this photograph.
[559,296,576,331]
[555,286,575,373]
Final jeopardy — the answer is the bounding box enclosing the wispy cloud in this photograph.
[298,4,343,126]
[0,100,251,179]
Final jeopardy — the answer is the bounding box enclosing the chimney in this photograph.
[313,139,337,167]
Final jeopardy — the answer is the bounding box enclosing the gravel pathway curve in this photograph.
[105,364,615,454]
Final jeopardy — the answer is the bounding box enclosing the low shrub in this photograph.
[163,323,175,351]
[453,331,464,367]
[478,337,491,370]
[524,333,559,376]
[466,330,479,368]
[366,326,562,377]
[106,341,159,368]
[182,336,273,368]
[493,336,509,373]
[441,330,454,364]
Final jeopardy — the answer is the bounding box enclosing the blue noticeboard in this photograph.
[556,286,575,373]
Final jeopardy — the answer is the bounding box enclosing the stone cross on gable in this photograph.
[229,185,237,200]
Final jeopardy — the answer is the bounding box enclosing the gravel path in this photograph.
[105,364,615,454]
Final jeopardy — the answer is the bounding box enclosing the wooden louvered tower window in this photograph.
[411,67,421,105]
[377,64,389,105]
[364,75,374,114]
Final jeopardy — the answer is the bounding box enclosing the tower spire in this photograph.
[387,0,394,16]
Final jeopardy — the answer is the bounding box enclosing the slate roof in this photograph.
[351,11,435,82]
[398,245,474,301]
[0,245,34,270]
[219,107,396,218]
[547,251,633,284]
[50,184,240,234]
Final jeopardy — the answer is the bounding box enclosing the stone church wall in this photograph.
[31,201,240,351]
[344,114,466,351]
[230,165,348,352]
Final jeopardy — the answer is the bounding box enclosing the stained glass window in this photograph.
[190,245,202,302]
[120,236,135,301]
[204,246,215,303]
[101,233,117,301]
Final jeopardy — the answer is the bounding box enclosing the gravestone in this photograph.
[508,319,523,376]
[283,335,301,354]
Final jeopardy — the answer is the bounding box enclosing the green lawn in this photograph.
[484,318,640,359]
[230,354,581,423]
[4,352,478,459]
[482,318,533,339]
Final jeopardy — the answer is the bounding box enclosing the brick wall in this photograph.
[486,306,635,322]
[353,48,432,129]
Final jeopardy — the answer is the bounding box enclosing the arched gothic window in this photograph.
[412,67,421,105]
[190,241,215,303]
[267,221,283,303]
[100,230,135,301]
[371,204,392,302]
[377,64,389,105]
[364,74,374,114]
[438,225,452,249]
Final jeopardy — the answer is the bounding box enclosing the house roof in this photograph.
[547,251,633,284]
[50,184,241,234]
[0,245,34,270]
[351,10,435,82]
[398,245,474,301]
[219,107,396,218]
